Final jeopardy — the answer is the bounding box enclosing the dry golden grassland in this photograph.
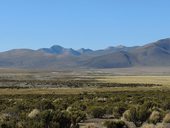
[0,86,164,95]
[97,76,170,85]
[0,75,170,95]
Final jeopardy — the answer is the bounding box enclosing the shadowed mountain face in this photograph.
[81,38,170,68]
[83,51,133,68]
[0,38,170,69]
[153,38,170,51]
[38,45,81,56]
[77,48,93,54]
[129,38,170,66]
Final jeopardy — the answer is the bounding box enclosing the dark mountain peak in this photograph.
[157,38,170,42]
[65,48,81,56]
[106,45,126,50]
[39,45,81,56]
[50,45,65,54]
[115,45,126,49]
[79,48,92,51]
[142,38,170,51]
[78,48,93,54]
[154,38,170,51]
[50,45,64,50]
[38,45,64,54]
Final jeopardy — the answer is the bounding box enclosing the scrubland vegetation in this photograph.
[1,71,170,128]
[1,90,170,128]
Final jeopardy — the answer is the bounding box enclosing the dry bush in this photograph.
[141,123,155,128]
[144,123,170,128]
[148,111,161,124]
[28,109,40,118]
[163,113,170,123]
[124,121,136,128]
[155,123,166,128]
[0,113,11,122]
[122,110,131,121]
[16,122,25,128]
[86,124,98,128]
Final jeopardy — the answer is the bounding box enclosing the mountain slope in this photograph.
[80,38,170,68]
[83,51,133,68]
[130,38,170,66]
[0,38,170,69]
[0,49,79,69]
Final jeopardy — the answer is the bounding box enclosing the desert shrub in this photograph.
[123,109,136,122]
[141,123,155,128]
[76,103,87,111]
[136,104,151,123]
[0,123,12,128]
[104,120,127,128]
[0,120,16,128]
[52,111,71,128]
[66,105,86,123]
[69,102,87,112]
[71,110,86,124]
[0,114,12,123]
[86,125,96,128]
[104,106,113,115]
[113,103,127,118]
[35,100,55,110]
[142,101,156,110]
[49,122,60,128]
[111,97,121,102]
[122,105,150,126]
[2,107,20,121]
[163,113,170,123]
[16,121,25,128]
[148,111,161,124]
[163,100,170,110]
[89,106,105,118]
[39,110,53,127]
[2,90,170,128]
[27,120,44,128]
[28,110,72,128]
[28,109,40,119]
[70,123,79,128]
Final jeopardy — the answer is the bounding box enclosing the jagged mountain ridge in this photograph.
[0,38,170,69]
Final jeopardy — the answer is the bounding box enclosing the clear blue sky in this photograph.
[0,0,170,51]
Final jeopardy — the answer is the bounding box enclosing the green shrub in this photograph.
[89,106,105,118]
[104,120,127,128]
[35,100,55,110]
[122,105,150,126]
[113,104,126,118]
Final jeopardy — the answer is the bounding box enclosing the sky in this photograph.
[0,0,170,51]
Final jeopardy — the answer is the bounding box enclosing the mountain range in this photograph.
[0,38,170,69]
